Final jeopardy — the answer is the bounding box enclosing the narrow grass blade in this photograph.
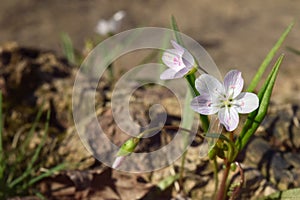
[25,163,66,189]
[61,32,75,64]
[247,22,293,92]
[21,103,44,153]
[171,15,184,46]
[8,110,51,188]
[286,46,300,55]
[236,55,284,153]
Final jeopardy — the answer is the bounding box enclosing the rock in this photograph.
[244,137,271,166]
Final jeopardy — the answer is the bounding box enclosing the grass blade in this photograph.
[8,110,51,188]
[61,32,75,64]
[171,15,184,46]
[236,55,284,153]
[286,46,300,55]
[21,103,44,153]
[247,22,293,92]
[25,163,66,189]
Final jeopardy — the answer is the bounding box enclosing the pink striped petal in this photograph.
[218,107,239,132]
[195,74,224,99]
[162,49,185,71]
[191,95,219,115]
[234,92,259,114]
[224,70,244,98]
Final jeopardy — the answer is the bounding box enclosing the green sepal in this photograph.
[117,137,140,157]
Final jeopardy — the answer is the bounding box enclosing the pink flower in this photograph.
[191,70,259,131]
[160,40,195,80]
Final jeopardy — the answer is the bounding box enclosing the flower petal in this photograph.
[195,74,224,99]
[162,49,185,71]
[218,107,239,131]
[182,50,195,69]
[223,70,244,98]
[112,156,126,169]
[191,95,219,115]
[174,67,190,78]
[234,92,259,114]
[171,40,184,55]
[160,68,184,80]
[171,40,195,69]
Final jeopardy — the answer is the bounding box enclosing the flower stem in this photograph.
[216,162,231,200]
[213,157,219,198]
[230,162,244,200]
[185,73,209,132]
[179,150,187,190]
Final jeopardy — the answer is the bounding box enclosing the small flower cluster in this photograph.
[161,41,259,132]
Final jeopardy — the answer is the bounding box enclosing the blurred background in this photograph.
[1,0,299,103]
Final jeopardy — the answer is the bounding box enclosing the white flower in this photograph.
[160,40,195,80]
[95,10,126,35]
[191,70,259,131]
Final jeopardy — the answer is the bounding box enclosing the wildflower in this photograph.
[95,10,126,35]
[112,137,140,169]
[191,70,259,131]
[160,40,195,80]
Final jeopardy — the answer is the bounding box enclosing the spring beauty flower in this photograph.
[112,137,140,169]
[160,41,195,80]
[191,70,259,131]
[95,10,126,35]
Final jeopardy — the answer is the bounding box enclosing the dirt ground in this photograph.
[1,0,300,104]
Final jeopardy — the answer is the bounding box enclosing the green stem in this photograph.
[185,73,209,132]
[213,157,219,198]
[179,150,187,190]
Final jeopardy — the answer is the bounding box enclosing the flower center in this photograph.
[221,97,233,108]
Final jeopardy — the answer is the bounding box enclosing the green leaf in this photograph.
[21,102,44,153]
[157,174,180,191]
[236,55,284,153]
[247,22,294,92]
[171,15,184,46]
[61,32,75,64]
[286,46,300,55]
[260,188,300,200]
[8,110,51,189]
[25,163,66,188]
